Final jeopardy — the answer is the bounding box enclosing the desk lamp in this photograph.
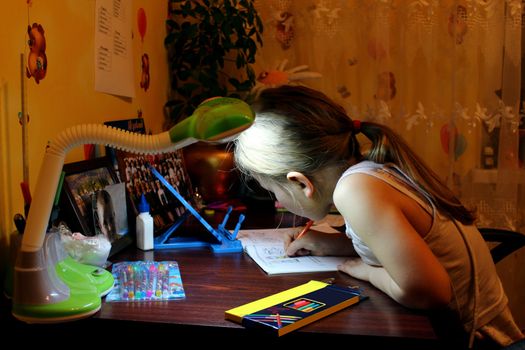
[12,97,254,323]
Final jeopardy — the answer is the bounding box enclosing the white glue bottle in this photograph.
[136,194,154,250]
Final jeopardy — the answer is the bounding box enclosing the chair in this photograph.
[502,338,525,350]
[478,228,525,264]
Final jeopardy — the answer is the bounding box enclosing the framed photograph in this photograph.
[114,149,194,235]
[60,156,132,255]
[104,117,146,181]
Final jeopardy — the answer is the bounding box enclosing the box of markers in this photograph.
[105,261,185,302]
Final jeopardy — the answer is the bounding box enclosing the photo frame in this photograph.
[114,149,194,235]
[104,117,146,181]
[60,156,132,256]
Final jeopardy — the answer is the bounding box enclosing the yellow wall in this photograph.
[0,1,169,272]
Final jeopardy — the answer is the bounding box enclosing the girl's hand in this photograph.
[284,229,356,257]
[337,258,373,281]
[283,228,317,256]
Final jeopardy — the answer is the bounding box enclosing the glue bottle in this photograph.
[136,194,154,250]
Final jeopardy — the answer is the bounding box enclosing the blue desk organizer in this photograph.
[148,165,244,253]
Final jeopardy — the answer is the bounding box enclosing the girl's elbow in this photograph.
[427,276,453,308]
[411,274,452,309]
[425,287,452,309]
[399,285,452,309]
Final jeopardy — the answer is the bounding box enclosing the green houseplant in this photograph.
[164,0,264,203]
[164,0,263,124]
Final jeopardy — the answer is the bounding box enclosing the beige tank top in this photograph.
[338,161,522,346]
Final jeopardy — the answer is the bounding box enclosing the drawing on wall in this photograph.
[140,53,150,91]
[137,8,149,92]
[26,23,47,84]
[137,7,147,42]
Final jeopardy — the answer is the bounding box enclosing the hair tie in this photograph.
[352,120,361,134]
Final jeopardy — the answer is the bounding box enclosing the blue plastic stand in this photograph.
[148,165,244,253]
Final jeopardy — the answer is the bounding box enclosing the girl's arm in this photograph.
[334,174,452,310]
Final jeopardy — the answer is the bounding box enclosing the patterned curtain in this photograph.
[252,0,525,232]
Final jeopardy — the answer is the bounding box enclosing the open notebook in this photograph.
[236,224,347,275]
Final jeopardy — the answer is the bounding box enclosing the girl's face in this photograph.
[259,178,328,221]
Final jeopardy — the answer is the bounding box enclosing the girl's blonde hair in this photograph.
[234,85,475,225]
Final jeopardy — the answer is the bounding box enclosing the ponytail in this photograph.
[359,121,476,225]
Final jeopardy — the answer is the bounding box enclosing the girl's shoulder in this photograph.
[333,167,408,242]
[334,160,426,213]
[334,164,401,211]
[339,161,421,196]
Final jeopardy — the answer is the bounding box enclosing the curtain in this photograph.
[252,0,524,232]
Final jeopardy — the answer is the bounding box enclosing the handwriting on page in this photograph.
[259,246,302,263]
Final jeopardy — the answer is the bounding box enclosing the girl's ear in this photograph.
[286,171,315,198]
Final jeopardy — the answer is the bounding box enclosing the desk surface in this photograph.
[3,211,445,348]
[97,248,438,343]
[93,210,443,348]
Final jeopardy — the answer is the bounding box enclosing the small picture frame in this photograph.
[60,156,132,255]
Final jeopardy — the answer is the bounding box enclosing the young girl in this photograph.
[233,85,523,348]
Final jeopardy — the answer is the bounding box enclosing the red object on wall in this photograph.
[137,8,147,42]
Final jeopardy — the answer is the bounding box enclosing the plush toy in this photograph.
[26,23,47,84]
[251,59,322,97]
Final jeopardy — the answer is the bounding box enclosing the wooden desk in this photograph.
[92,247,441,348]
[3,211,445,348]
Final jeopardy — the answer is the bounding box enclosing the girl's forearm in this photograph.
[367,265,411,306]
[367,266,448,309]
[320,232,357,256]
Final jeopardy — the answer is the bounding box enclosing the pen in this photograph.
[20,181,32,217]
[119,266,129,300]
[295,220,313,240]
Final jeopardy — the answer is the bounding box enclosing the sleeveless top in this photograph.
[337,161,523,347]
